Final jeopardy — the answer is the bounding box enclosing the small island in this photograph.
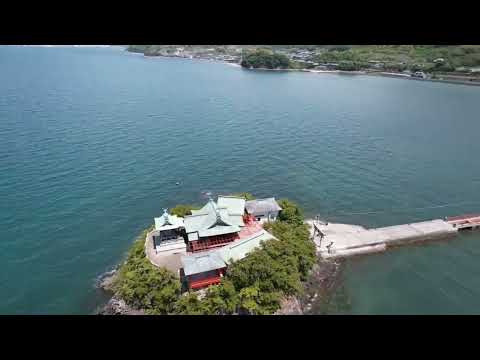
[99,193,320,315]
[98,188,480,315]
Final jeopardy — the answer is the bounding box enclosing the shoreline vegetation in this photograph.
[126,45,480,87]
[97,196,340,315]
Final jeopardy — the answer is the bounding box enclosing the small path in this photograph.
[145,230,185,275]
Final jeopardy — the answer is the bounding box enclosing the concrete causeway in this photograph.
[307,219,458,259]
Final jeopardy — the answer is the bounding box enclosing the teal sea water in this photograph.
[1,46,480,314]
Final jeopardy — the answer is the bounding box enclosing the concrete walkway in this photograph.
[306,219,457,259]
[145,230,186,275]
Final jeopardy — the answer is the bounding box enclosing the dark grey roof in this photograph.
[181,251,226,276]
[245,198,282,215]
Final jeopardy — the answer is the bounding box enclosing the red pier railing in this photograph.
[189,276,222,290]
[446,213,480,230]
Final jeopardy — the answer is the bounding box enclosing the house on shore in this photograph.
[412,71,427,79]
[152,209,186,253]
[245,197,282,222]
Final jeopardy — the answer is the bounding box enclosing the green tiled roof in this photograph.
[154,209,184,230]
[198,225,241,238]
[183,196,246,241]
[217,196,246,215]
[218,229,275,264]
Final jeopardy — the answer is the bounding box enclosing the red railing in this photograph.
[189,276,221,290]
[243,214,257,224]
[189,234,238,252]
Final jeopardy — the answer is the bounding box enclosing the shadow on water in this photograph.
[309,230,480,315]
[300,259,353,315]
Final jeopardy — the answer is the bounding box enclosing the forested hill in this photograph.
[127,45,480,73]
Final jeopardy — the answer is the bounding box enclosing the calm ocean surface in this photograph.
[1,46,480,314]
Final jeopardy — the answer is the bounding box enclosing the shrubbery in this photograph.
[112,227,181,314]
[337,61,364,71]
[229,192,255,200]
[241,49,291,70]
[277,199,304,226]
[169,204,200,217]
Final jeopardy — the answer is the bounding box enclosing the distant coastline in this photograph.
[23,45,115,48]
[128,49,480,87]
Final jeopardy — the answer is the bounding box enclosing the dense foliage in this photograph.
[169,204,200,217]
[240,49,291,70]
[277,199,304,226]
[315,45,480,72]
[112,227,181,314]
[228,192,255,200]
[336,61,364,71]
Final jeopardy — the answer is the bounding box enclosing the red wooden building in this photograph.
[181,251,227,290]
[183,196,247,253]
[180,195,277,290]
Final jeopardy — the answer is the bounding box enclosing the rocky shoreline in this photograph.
[274,259,344,315]
[95,217,343,315]
[95,259,344,315]
[99,296,146,315]
[300,259,344,314]
[96,268,146,315]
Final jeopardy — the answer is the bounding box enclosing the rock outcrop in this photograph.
[96,267,145,315]
[98,296,145,315]
[275,296,303,315]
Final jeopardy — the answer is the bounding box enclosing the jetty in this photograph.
[309,213,480,259]
[446,213,480,230]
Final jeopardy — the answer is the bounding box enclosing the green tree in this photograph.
[241,49,291,69]
[432,61,455,72]
[238,284,261,314]
[173,293,207,315]
[229,192,255,200]
[277,199,304,226]
[170,204,200,217]
[337,60,363,71]
[227,238,303,299]
[264,221,316,281]
[202,280,239,314]
[236,283,282,315]
[113,233,181,314]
